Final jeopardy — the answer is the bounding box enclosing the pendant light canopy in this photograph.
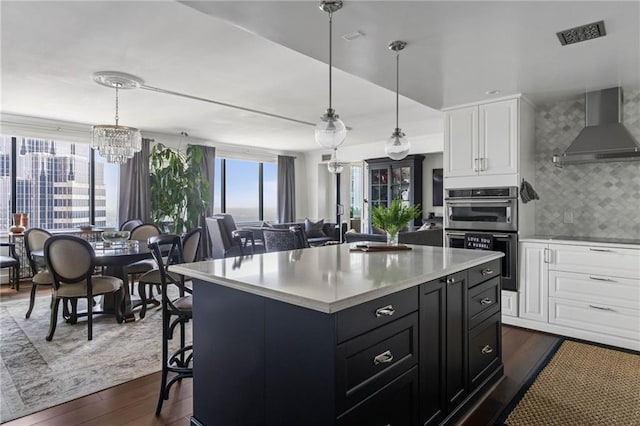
[91,72,143,164]
[385,40,410,161]
[315,1,347,150]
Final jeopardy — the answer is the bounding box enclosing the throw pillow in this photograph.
[372,226,386,235]
[304,218,326,238]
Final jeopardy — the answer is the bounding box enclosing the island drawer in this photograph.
[468,259,501,288]
[336,366,419,426]
[468,276,500,329]
[468,312,501,390]
[335,312,418,414]
[336,286,418,343]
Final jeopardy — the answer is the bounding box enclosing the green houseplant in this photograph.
[150,143,210,234]
[371,199,421,245]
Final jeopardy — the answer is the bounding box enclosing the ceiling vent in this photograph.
[557,20,606,46]
[321,153,332,162]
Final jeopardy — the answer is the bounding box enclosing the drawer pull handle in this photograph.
[373,350,394,365]
[481,345,493,355]
[375,305,395,317]
[589,248,613,252]
[480,298,494,305]
[480,269,494,276]
[446,277,456,284]
[589,276,615,282]
[589,304,615,312]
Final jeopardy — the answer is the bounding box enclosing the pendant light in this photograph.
[385,40,410,161]
[315,1,347,149]
[327,148,344,174]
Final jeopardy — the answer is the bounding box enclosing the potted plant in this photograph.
[371,199,421,245]
[150,143,210,234]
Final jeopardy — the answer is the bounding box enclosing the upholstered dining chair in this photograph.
[126,223,161,292]
[147,234,193,415]
[120,218,143,232]
[44,235,125,341]
[23,228,54,319]
[206,215,264,259]
[0,242,20,290]
[262,228,305,253]
[137,228,202,319]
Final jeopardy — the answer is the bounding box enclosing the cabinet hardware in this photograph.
[480,298,494,305]
[446,277,456,284]
[474,158,479,172]
[373,350,394,365]
[490,234,511,238]
[480,269,493,276]
[447,232,466,236]
[375,305,395,317]
[481,157,487,171]
[589,276,615,282]
[544,248,550,263]
[589,304,615,312]
[589,248,613,252]
[481,345,493,354]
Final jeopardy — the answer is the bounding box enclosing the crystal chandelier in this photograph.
[385,41,410,161]
[92,72,143,164]
[315,1,347,149]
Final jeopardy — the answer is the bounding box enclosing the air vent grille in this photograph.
[321,153,332,162]
[557,20,606,46]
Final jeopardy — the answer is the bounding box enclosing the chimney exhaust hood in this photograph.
[552,87,640,167]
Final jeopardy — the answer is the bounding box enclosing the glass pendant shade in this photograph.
[385,128,410,161]
[315,109,347,149]
[327,148,344,174]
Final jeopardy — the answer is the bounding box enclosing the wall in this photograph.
[534,89,640,239]
[422,153,444,217]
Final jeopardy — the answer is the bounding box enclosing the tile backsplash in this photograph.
[534,89,640,239]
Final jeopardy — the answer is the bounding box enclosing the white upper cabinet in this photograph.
[443,96,534,189]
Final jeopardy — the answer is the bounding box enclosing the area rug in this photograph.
[0,291,191,423]
[497,339,640,425]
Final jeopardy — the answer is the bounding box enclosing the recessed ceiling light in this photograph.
[485,90,501,95]
[341,30,364,41]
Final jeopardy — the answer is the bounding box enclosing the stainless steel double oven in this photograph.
[445,187,519,291]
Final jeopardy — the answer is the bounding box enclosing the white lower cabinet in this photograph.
[506,239,640,351]
[501,291,518,317]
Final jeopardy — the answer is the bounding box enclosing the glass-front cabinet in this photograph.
[365,155,424,230]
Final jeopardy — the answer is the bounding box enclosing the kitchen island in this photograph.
[171,244,504,426]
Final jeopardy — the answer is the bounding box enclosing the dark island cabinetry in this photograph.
[190,259,502,426]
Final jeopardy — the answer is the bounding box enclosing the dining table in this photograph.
[32,240,155,322]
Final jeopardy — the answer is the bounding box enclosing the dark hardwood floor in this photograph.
[2,282,561,426]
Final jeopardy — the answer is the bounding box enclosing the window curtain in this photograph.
[196,145,216,259]
[118,138,152,225]
[277,155,296,223]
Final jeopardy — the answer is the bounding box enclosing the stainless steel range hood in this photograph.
[553,87,640,166]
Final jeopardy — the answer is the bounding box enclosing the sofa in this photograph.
[344,227,443,247]
[247,220,347,246]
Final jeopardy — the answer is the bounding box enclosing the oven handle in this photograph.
[445,199,514,204]
[446,232,513,239]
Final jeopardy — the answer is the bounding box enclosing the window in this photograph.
[350,164,363,218]
[0,136,11,231]
[2,135,120,230]
[213,157,277,223]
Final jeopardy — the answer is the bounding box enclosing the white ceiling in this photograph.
[2,1,639,153]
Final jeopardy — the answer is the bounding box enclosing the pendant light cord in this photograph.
[114,83,121,126]
[328,11,333,110]
[395,50,399,129]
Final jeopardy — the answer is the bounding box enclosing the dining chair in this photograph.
[0,242,20,290]
[23,228,54,319]
[44,235,124,341]
[126,223,161,292]
[148,234,193,415]
[262,228,304,252]
[120,218,144,232]
[206,215,263,259]
[137,228,202,319]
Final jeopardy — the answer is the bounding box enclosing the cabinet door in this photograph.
[444,106,478,178]
[478,99,518,175]
[518,242,549,322]
[419,280,446,426]
[445,270,468,411]
[369,166,390,210]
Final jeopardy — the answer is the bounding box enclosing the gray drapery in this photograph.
[196,145,216,259]
[118,138,152,225]
[277,155,296,223]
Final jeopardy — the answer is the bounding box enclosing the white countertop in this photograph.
[520,235,640,249]
[170,244,503,313]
